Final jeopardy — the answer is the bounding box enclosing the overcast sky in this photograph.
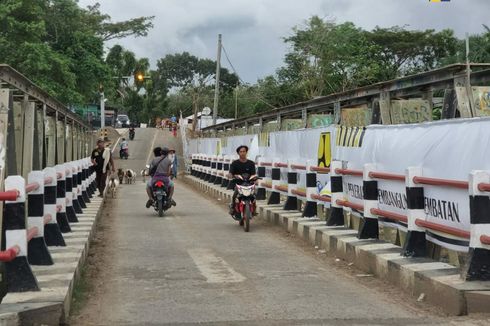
[79,0,490,83]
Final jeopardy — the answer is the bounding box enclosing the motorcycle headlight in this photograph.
[240,186,253,197]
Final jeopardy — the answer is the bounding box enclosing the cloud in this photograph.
[78,0,490,83]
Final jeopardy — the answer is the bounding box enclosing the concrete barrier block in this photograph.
[293,219,320,240]
[465,291,490,313]
[347,241,393,274]
[319,228,357,253]
[306,224,329,246]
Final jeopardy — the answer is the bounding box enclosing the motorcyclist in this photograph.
[228,145,256,216]
[120,138,129,158]
[129,126,135,139]
[145,147,177,208]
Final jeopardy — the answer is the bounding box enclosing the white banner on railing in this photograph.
[188,117,490,252]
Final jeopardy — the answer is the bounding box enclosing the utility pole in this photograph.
[100,89,105,129]
[235,84,238,119]
[212,34,222,126]
[465,32,474,115]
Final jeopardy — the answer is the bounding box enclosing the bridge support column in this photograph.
[43,167,65,246]
[56,118,65,164]
[4,176,40,292]
[45,115,56,167]
[358,163,379,239]
[327,160,344,226]
[26,171,53,265]
[22,99,35,180]
[402,167,427,257]
[464,170,490,281]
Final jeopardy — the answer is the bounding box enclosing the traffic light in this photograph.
[134,71,145,87]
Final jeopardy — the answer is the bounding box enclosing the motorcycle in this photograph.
[129,129,135,140]
[232,174,259,232]
[119,148,129,160]
[152,179,170,217]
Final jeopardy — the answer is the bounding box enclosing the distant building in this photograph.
[182,112,233,130]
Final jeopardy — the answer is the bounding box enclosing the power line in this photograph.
[221,43,278,110]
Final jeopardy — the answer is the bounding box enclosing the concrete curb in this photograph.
[185,175,490,316]
[0,196,105,325]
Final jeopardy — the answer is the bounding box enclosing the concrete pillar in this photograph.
[22,99,35,180]
[13,100,24,175]
[65,122,73,162]
[56,116,65,164]
[45,115,56,167]
[43,167,65,246]
[32,106,44,171]
[0,89,11,256]
[27,170,53,265]
[4,176,40,292]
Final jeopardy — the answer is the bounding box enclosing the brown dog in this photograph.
[117,168,125,184]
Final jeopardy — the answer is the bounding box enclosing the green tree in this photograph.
[0,0,153,106]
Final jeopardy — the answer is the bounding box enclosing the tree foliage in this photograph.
[0,0,153,105]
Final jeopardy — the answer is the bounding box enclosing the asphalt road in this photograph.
[70,128,487,325]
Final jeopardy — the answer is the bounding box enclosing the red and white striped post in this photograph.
[326,160,344,226]
[464,170,490,280]
[358,163,379,239]
[402,167,427,257]
[268,158,281,205]
[43,167,65,246]
[303,160,318,218]
[26,171,53,265]
[255,157,267,200]
[4,175,40,292]
[283,160,298,211]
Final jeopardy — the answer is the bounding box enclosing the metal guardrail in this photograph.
[203,63,490,133]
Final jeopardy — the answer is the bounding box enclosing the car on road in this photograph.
[116,114,130,128]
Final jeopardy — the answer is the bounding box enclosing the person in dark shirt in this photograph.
[229,145,256,215]
[91,139,115,197]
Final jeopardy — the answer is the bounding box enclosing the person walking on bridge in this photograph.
[91,139,115,197]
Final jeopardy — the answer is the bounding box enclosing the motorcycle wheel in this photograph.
[244,202,250,232]
[158,199,164,217]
